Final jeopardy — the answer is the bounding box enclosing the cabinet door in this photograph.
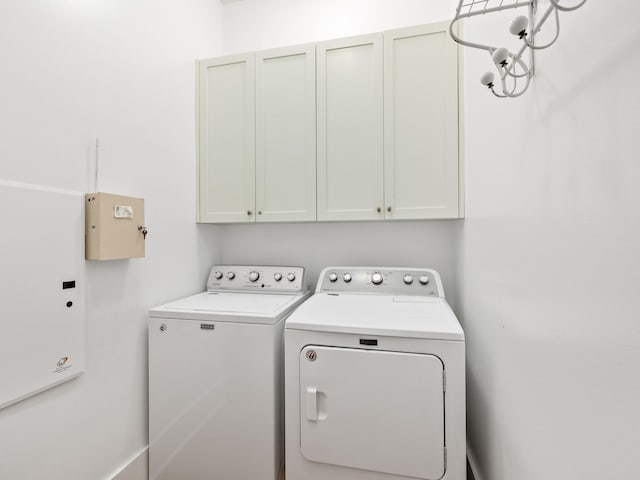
[256,45,316,222]
[317,34,384,221]
[384,23,460,219]
[198,54,255,223]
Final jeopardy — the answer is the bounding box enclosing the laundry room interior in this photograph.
[1,1,638,480]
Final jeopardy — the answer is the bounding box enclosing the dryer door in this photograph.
[299,345,445,479]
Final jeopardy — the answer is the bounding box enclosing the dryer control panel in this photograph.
[317,267,444,298]
[207,265,305,293]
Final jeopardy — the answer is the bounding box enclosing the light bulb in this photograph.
[492,48,509,68]
[480,71,495,88]
[509,16,529,38]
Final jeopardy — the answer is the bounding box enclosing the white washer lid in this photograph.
[149,291,310,324]
[285,293,464,341]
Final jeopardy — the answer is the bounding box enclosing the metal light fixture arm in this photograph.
[450,0,587,98]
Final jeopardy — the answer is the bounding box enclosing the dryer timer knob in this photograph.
[287,273,296,282]
[419,275,430,285]
[248,271,260,282]
[328,272,338,282]
[371,272,383,285]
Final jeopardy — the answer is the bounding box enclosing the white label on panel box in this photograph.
[114,205,133,218]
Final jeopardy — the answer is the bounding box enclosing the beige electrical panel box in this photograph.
[85,192,146,261]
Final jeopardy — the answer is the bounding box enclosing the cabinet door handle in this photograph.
[387,206,392,213]
[247,210,253,216]
[376,207,381,213]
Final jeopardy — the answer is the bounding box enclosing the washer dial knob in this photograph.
[213,271,223,280]
[248,271,260,282]
[371,272,383,285]
[287,273,296,282]
[226,271,236,280]
[273,273,283,282]
[343,273,352,283]
[403,274,414,285]
[419,275,430,285]
[328,272,338,282]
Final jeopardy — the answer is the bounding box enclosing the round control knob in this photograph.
[213,271,223,280]
[273,273,283,282]
[287,273,296,282]
[419,275,430,285]
[248,271,260,282]
[403,274,414,285]
[328,272,338,282]
[371,272,383,285]
[226,271,235,280]
[343,273,352,283]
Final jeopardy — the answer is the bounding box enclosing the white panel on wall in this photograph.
[0,181,85,410]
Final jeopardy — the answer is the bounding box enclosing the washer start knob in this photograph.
[403,274,414,285]
[287,273,296,282]
[273,273,283,281]
[328,272,338,282]
[226,271,236,280]
[371,272,383,285]
[343,273,352,283]
[249,271,260,282]
[213,271,223,280]
[419,275,430,285]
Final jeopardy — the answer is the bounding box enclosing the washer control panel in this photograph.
[318,267,443,297]
[207,265,305,293]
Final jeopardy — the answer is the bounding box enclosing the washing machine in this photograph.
[285,267,465,480]
[148,265,310,480]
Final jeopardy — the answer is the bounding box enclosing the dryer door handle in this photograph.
[306,386,318,421]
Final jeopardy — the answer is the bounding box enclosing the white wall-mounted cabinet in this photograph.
[384,22,460,220]
[316,34,384,221]
[198,47,316,223]
[197,22,462,223]
[198,54,255,223]
[256,44,316,222]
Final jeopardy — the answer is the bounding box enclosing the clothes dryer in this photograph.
[285,267,465,480]
[149,265,309,480]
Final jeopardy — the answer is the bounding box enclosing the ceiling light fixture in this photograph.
[450,0,587,98]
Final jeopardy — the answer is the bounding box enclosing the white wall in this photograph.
[221,0,454,53]
[6,2,636,480]
[222,221,459,300]
[0,1,223,479]
[457,2,640,479]
[223,2,640,480]
[219,0,461,304]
